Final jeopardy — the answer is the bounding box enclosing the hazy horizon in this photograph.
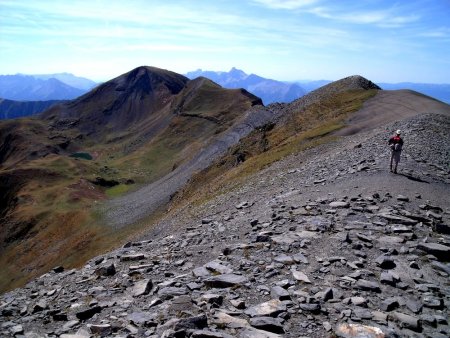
[1,0,449,83]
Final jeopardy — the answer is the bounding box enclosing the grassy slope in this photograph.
[172,89,378,207]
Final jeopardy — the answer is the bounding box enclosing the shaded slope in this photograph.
[42,66,189,138]
[0,99,62,120]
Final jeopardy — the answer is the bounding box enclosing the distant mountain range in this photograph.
[1,69,449,121]
[377,82,450,103]
[0,73,96,101]
[186,68,305,105]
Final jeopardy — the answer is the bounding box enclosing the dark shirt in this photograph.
[388,135,403,145]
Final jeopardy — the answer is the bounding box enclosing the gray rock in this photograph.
[10,324,24,335]
[431,261,450,275]
[380,298,399,311]
[249,316,285,334]
[205,260,233,274]
[422,296,444,309]
[292,252,309,264]
[371,311,388,324]
[75,306,102,320]
[314,287,333,302]
[356,233,372,243]
[273,254,295,265]
[191,330,234,338]
[200,293,223,306]
[376,235,405,245]
[375,255,396,269]
[379,214,417,225]
[94,263,116,276]
[380,272,396,286]
[174,314,208,331]
[270,286,290,301]
[420,314,437,327]
[230,298,246,309]
[405,298,422,313]
[244,299,286,317]
[390,311,422,331]
[32,299,48,313]
[89,324,112,336]
[329,201,350,208]
[193,266,212,278]
[417,242,450,261]
[355,279,381,293]
[131,279,153,297]
[291,269,311,283]
[120,253,145,261]
[127,312,156,326]
[299,303,321,313]
[350,296,367,307]
[157,287,188,299]
[204,273,248,288]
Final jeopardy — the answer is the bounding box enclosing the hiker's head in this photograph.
[396,130,401,135]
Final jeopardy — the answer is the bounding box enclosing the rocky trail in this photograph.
[1,113,449,338]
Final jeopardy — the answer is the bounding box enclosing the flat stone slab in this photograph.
[249,316,284,334]
[355,279,381,293]
[296,230,321,239]
[417,242,450,261]
[273,254,295,265]
[376,236,405,245]
[120,254,145,261]
[204,260,233,274]
[204,273,248,288]
[292,269,311,283]
[244,299,286,317]
[378,214,417,225]
[389,311,422,331]
[329,201,350,208]
[211,311,249,328]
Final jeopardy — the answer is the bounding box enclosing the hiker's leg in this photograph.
[393,152,400,173]
[390,152,394,172]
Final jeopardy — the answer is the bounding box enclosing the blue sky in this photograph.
[0,0,449,83]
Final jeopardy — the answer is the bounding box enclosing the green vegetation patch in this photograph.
[70,152,93,160]
[105,184,130,198]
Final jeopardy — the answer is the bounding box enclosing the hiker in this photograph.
[388,129,403,173]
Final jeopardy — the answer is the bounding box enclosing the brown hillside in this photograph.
[0,66,263,293]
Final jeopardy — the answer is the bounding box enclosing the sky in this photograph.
[0,0,449,83]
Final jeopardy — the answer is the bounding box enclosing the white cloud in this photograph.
[419,27,450,38]
[309,6,420,28]
[251,0,320,10]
